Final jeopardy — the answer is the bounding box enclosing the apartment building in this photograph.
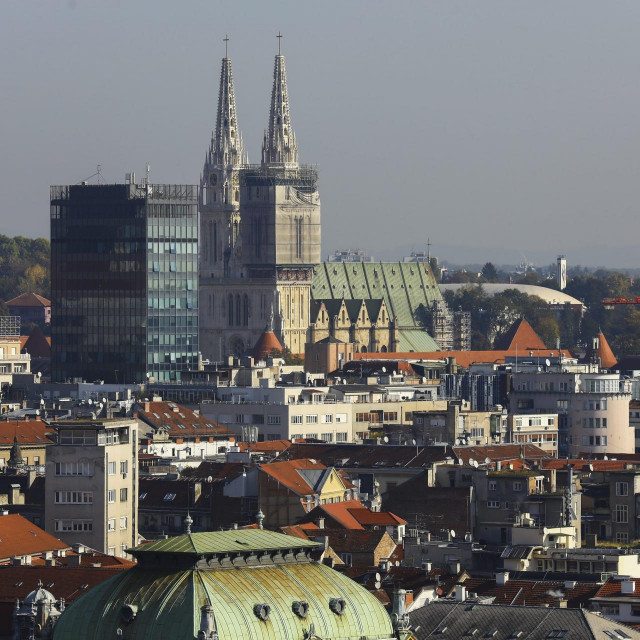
[0,327,30,385]
[506,412,558,455]
[510,371,633,456]
[45,418,138,557]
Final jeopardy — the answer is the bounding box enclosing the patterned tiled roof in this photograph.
[6,292,51,307]
[493,318,547,351]
[0,515,69,561]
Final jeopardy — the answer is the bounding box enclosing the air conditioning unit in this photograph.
[122,473,128,479]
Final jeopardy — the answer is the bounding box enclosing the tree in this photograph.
[481,262,499,282]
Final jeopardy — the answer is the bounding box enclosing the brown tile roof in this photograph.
[462,576,600,608]
[311,528,391,554]
[494,318,547,351]
[347,508,407,526]
[20,326,51,358]
[280,523,320,540]
[454,443,549,464]
[6,292,51,308]
[26,550,134,569]
[281,443,454,468]
[259,458,329,496]
[0,565,124,604]
[354,349,571,368]
[253,329,283,359]
[137,401,235,440]
[0,419,54,447]
[237,440,292,453]
[594,578,640,598]
[0,515,69,561]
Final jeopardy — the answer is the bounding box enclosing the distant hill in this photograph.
[0,235,50,315]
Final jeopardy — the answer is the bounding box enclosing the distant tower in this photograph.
[557,255,567,291]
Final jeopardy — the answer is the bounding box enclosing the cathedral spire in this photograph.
[208,37,247,169]
[262,34,298,168]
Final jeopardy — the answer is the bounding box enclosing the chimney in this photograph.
[496,571,509,586]
[45,558,56,567]
[67,554,81,567]
[9,484,21,505]
[455,585,467,602]
[622,580,635,595]
[556,599,568,608]
[317,517,325,529]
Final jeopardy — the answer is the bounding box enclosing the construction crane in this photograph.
[602,296,640,310]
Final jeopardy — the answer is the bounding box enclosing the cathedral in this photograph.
[199,39,462,361]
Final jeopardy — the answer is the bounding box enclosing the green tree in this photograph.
[480,262,499,282]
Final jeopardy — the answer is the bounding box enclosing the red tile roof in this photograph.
[6,292,51,308]
[347,508,407,526]
[253,329,283,359]
[280,523,320,540]
[260,458,329,496]
[0,515,69,561]
[541,459,628,471]
[0,419,54,447]
[137,401,235,440]
[494,318,547,351]
[20,326,51,358]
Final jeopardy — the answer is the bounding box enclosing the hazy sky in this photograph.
[2,1,640,267]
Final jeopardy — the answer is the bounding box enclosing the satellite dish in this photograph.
[393,371,397,376]
[485,457,491,465]
[473,460,479,468]
[383,436,389,443]
[375,581,381,589]
[450,529,456,538]
[102,397,107,404]
[35,409,40,416]
[382,367,386,373]
[457,459,463,465]
[545,359,551,367]
[88,399,93,405]
[468,458,475,466]
[421,377,427,384]
[375,572,381,582]
[37,372,42,378]
[412,439,417,446]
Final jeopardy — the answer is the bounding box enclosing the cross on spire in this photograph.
[277,31,283,55]
[224,34,229,58]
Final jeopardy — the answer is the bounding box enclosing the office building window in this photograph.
[120,488,128,502]
[107,518,116,532]
[616,482,629,496]
[107,490,116,503]
[267,415,281,425]
[108,546,116,556]
[54,519,93,532]
[336,432,348,442]
[291,415,303,425]
[120,516,128,530]
[120,461,128,474]
[108,462,116,475]
[321,433,334,442]
[487,501,500,509]
[488,481,497,491]
[54,491,93,504]
[306,415,318,424]
[321,414,333,424]
[616,532,629,543]
[336,414,348,423]
[55,462,91,476]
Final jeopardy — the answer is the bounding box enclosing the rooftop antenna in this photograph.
[224,34,229,58]
[427,237,432,263]
[145,163,151,185]
[277,31,283,55]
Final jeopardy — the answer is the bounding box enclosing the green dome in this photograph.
[53,530,395,640]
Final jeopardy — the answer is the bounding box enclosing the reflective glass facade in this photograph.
[51,183,198,383]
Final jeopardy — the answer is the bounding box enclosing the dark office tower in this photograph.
[50,181,199,383]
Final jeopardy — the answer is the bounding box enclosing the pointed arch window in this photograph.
[235,295,241,327]
[228,295,234,326]
[243,295,249,327]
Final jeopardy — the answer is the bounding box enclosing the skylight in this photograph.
[163,493,176,501]
[546,632,567,639]
[139,492,147,500]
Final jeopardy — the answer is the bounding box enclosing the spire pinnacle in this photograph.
[262,42,298,168]
[224,34,229,59]
[207,46,247,170]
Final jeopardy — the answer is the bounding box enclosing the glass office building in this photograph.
[50,182,198,383]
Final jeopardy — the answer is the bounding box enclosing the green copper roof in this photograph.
[131,529,319,556]
[53,562,394,640]
[312,261,442,350]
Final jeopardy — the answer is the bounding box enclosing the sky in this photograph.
[2,0,640,267]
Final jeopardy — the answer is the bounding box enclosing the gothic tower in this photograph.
[200,44,247,280]
[199,37,320,361]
